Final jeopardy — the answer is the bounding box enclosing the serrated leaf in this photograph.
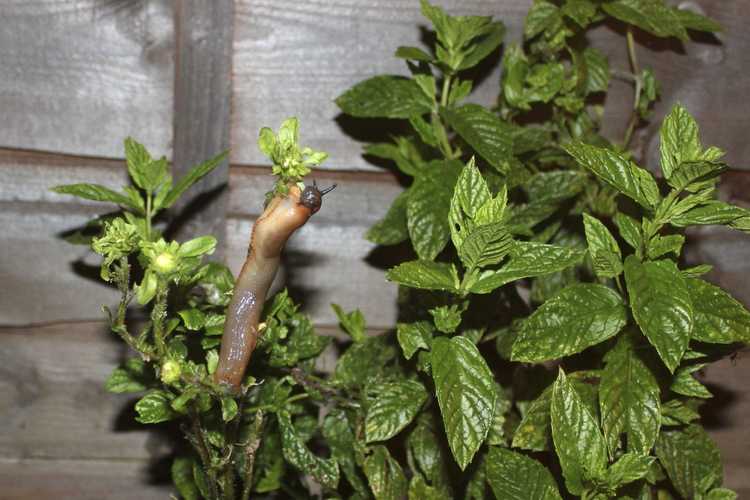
[52,183,140,211]
[442,104,514,173]
[367,189,410,245]
[603,0,688,41]
[323,410,370,496]
[660,399,700,426]
[386,260,458,291]
[525,1,561,39]
[432,336,496,470]
[334,336,397,388]
[408,474,450,500]
[135,390,176,424]
[512,283,627,362]
[363,445,408,500]
[277,411,339,489]
[583,47,610,94]
[527,170,587,204]
[624,256,693,372]
[659,103,704,179]
[105,358,148,393]
[366,380,428,442]
[606,453,655,489]
[470,241,584,294]
[705,488,738,500]
[395,45,434,62]
[459,222,513,270]
[336,75,433,118]
[613,212,643,252]
[449,158,491,250]
[647,234,684,259]
[397,321,433,360]
[673,7,722,33]
[656,424,723,498]
[565,142,659,209]
[669,201,750,228]
[458,21,506,71]
[670,364,712,398]
[485,446,563,500]
[668,161,727,192]
[687,278,750,344]
[583,213,623,278]
[512,385,553,452]
[331,303,366,343]
[161,151,227,209]
[599,332,660,456]
[171,457,199,500]
[550,369,608,496]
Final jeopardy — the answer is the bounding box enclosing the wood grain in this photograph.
[230,0,528,170]
[171,0,234,249]
[0,0,174,159]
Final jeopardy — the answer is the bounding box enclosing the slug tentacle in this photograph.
[213,184,327,392]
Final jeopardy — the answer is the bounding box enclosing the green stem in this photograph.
[241,411,265,500]
[440,74,452,107]
[151,286,169,357]
[622,28,642,151]
[145,192,153,240]
[190,409,220,500]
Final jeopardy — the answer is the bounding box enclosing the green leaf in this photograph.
[397,321,433,360]
[647,234,685,259]
[550,369,608,496]
[449,158,492,250]
[136,269,158,305]
[171,457,200,500]
[485,446,563,500]
[599,332,660,456]
[124,137,168,192]
[160,150,228,209]
[512,283,627,362]
[432,336,496,470]
[220,396,238,422]
[603,0,688,41]
[656,424,723,498]
[408,161,462,260]
[605,453,655,489]
[395,45,434,62]
[687,278,750,344]
[564,142,659,209]
[178,308,206,331]
[51,183,140,211]
[365,138,424,177]
[670,363,712,398]
[331,303,366,342]
[408,474,450,500]
[525,1,561,39]
[705,488,738,500]
[408,414,452,491]
[105,358,149,393]
[178,235,217,258]
[659,103,703,179]
[660,399,700,426]
[366,380,428,442]
[323,410,370,496]
[458,21,506,71]
[512,385,553,451]
[583,213,623,279]
[669,161,727,192]
[206,350,219,375]
[613,212,643,252]
[366,190,410,245]
[669,201,750,228]
[135,390,176,424]
[470,241,584,294]
[673,7,722,33]
[624,256,693,372]
[334,336,397,388]
[363,445,408,500]
[336,75,433,118]
[459,223,513,270]
[442,104,514,173]
[526,170,587,204]
[386,260,458,292]
[277,411,339,489]
[583,47,610,94]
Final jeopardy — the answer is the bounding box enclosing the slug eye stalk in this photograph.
[213,183,332,392]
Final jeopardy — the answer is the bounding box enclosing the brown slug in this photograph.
[213,182,335,392]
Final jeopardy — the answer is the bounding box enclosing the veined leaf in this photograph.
[336,75,433,118]
[613,212,643,252]
[583,47,610,94]
[449,158,492,250]
[470,241,584,294]
[366,189,410,245]
[687,278,750,344]
[512,284,627,362]
[564,142,660,209]
[624,256,693,372]
[605,452,655,489]
[458,21,506,71]
[603,0,688,40]
[485,447,563,500]
[669,201,750,228]
[670,363,712,399]
[599,332,660,456]
[512,385,553,452]
[365,380,428,443]
[363,445,408,500]
[135,390,176,424]
[160,151,227,210]
[441,104,514,173]
[52,183,141,211]
[396,321,433,360]
[323,411,369,496]
[583,213,623,279]
[432,336,496,470]
[459,222,513,270]
[386,260,458,291]
[660,399,700,426]
[278,411,339,489]
[656,424,723,498]
[550,369,608,496]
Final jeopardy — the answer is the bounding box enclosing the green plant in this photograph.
[56,1,749,499]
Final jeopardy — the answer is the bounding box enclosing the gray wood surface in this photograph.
[0,0,174,159]
[230,0,750,171]
[171,0,234,249]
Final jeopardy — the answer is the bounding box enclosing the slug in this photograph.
[213,182,335,392]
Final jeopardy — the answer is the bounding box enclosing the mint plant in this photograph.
[56,1,748,499]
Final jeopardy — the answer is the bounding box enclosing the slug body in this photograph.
[214,184,330,391]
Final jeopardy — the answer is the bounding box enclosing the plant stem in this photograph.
[145,192,153,240]
[151,287,169,357]
[241,411,265,500]
[440,74,452,107]
[622,27,642,151]
[190,409,220,500]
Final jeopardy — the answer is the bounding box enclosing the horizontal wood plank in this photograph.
[0,1,174,158]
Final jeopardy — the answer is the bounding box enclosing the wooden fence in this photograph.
[1,0,749,497]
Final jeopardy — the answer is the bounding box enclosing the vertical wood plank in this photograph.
[172,1,234,253]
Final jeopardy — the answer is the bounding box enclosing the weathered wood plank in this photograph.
[0,458,171,500]
[0,322,169,461]
[0,1,174,158]
[231,0,526,170]
[171,0,234,249]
